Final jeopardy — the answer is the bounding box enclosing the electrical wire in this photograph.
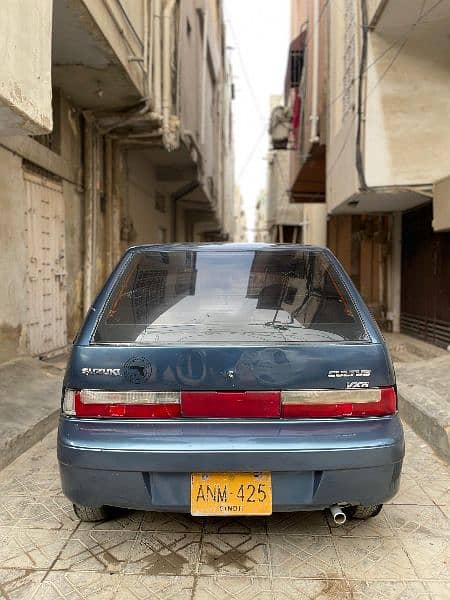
[236,122,267,182]
[327,0,442,179]
[225,14,266,124]
[305,0,436,137]
[419,0,446,22]
[356,0,369,190]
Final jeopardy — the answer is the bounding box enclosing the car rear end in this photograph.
[58,244,404,518]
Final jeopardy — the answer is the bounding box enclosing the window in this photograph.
[289,49,304,88]
[94,250,368,344]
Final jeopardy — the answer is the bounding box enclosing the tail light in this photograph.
[63,390,181,418]
[63,387,396,419]
[181,391,281,418]
[281,387,397,418]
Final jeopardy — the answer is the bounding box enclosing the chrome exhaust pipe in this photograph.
[330,504,347,525]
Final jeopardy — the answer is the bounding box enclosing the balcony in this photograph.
[52,0,146,110]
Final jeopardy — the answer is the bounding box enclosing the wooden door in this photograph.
[24,170,67,355]
[328,214,389,323]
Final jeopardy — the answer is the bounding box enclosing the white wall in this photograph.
[0,0,53,135]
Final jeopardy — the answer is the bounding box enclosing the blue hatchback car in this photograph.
[58,244,404,524]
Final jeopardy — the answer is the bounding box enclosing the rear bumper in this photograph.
[58,415,404,511]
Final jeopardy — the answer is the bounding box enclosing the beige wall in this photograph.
[434,176,450,231]
[0,91,85,354]
[126,150,172,245]
[326,0,360,212]
[80,0,146,96]
[327,0,450,211]
[0,146,28,358]
[0,0,53,135]
[290,0,308,40]
[254,191,269,243]
[0,0,234,358]
[178,0,234,239]
[233,188,247,242]
[303,205,327,246]
[365,26,450,188]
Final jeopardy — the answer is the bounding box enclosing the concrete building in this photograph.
[232,187,247,242]
[326,0,450,346]
[281,0,450,348]
[267,95,304,242]
[254,190,270,242]
[283,0,328,247]
[0,0,234,360]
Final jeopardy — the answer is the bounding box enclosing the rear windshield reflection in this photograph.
[94,250,368,344]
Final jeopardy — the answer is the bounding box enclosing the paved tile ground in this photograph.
[0,424,448,599]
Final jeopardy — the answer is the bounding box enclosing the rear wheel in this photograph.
[73,504,111,522]
[344,504,383,520]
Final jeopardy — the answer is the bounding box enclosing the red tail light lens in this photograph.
[64,390,181,418]
[281,387,397,418]
[181,391,281,418]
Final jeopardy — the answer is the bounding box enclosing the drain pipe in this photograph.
[200,6,208,144]
[145,0,154,98]
[330,505,347,526]
[309,0,320,143]
[153,0,162,116]
[172,181,200,241]
[143,0,149,95]
[162,0,178,130]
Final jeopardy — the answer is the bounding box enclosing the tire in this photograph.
[344,504,383,520]
[73,503,111,522]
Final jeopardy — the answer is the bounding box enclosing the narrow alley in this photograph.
[0,422,448,599]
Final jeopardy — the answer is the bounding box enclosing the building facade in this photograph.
[282,0,450,348]
[283,0,328,247]
[267,95,304,243]
[0,0,234,360]
[327,0,450,346]
[254,190,270,243]
[232,187,247,242]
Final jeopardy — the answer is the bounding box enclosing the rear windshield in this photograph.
[93,249,369,344]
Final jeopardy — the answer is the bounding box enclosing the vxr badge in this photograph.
[346,381,369,389]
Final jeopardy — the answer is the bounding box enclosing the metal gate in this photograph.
[24,170,67,355]
[401,203,450,348]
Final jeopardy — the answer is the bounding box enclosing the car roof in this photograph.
[126,243,328,253]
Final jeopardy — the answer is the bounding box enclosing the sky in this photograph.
[224,0,291,239]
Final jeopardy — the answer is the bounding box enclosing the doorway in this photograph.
[24,169,67,355]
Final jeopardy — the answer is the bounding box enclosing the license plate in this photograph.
[190,472,272,516]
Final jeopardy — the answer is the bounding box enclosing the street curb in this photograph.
[0,409,59,471]
[398,391,450,463]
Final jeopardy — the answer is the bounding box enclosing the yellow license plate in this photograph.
[190,472,272,516]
